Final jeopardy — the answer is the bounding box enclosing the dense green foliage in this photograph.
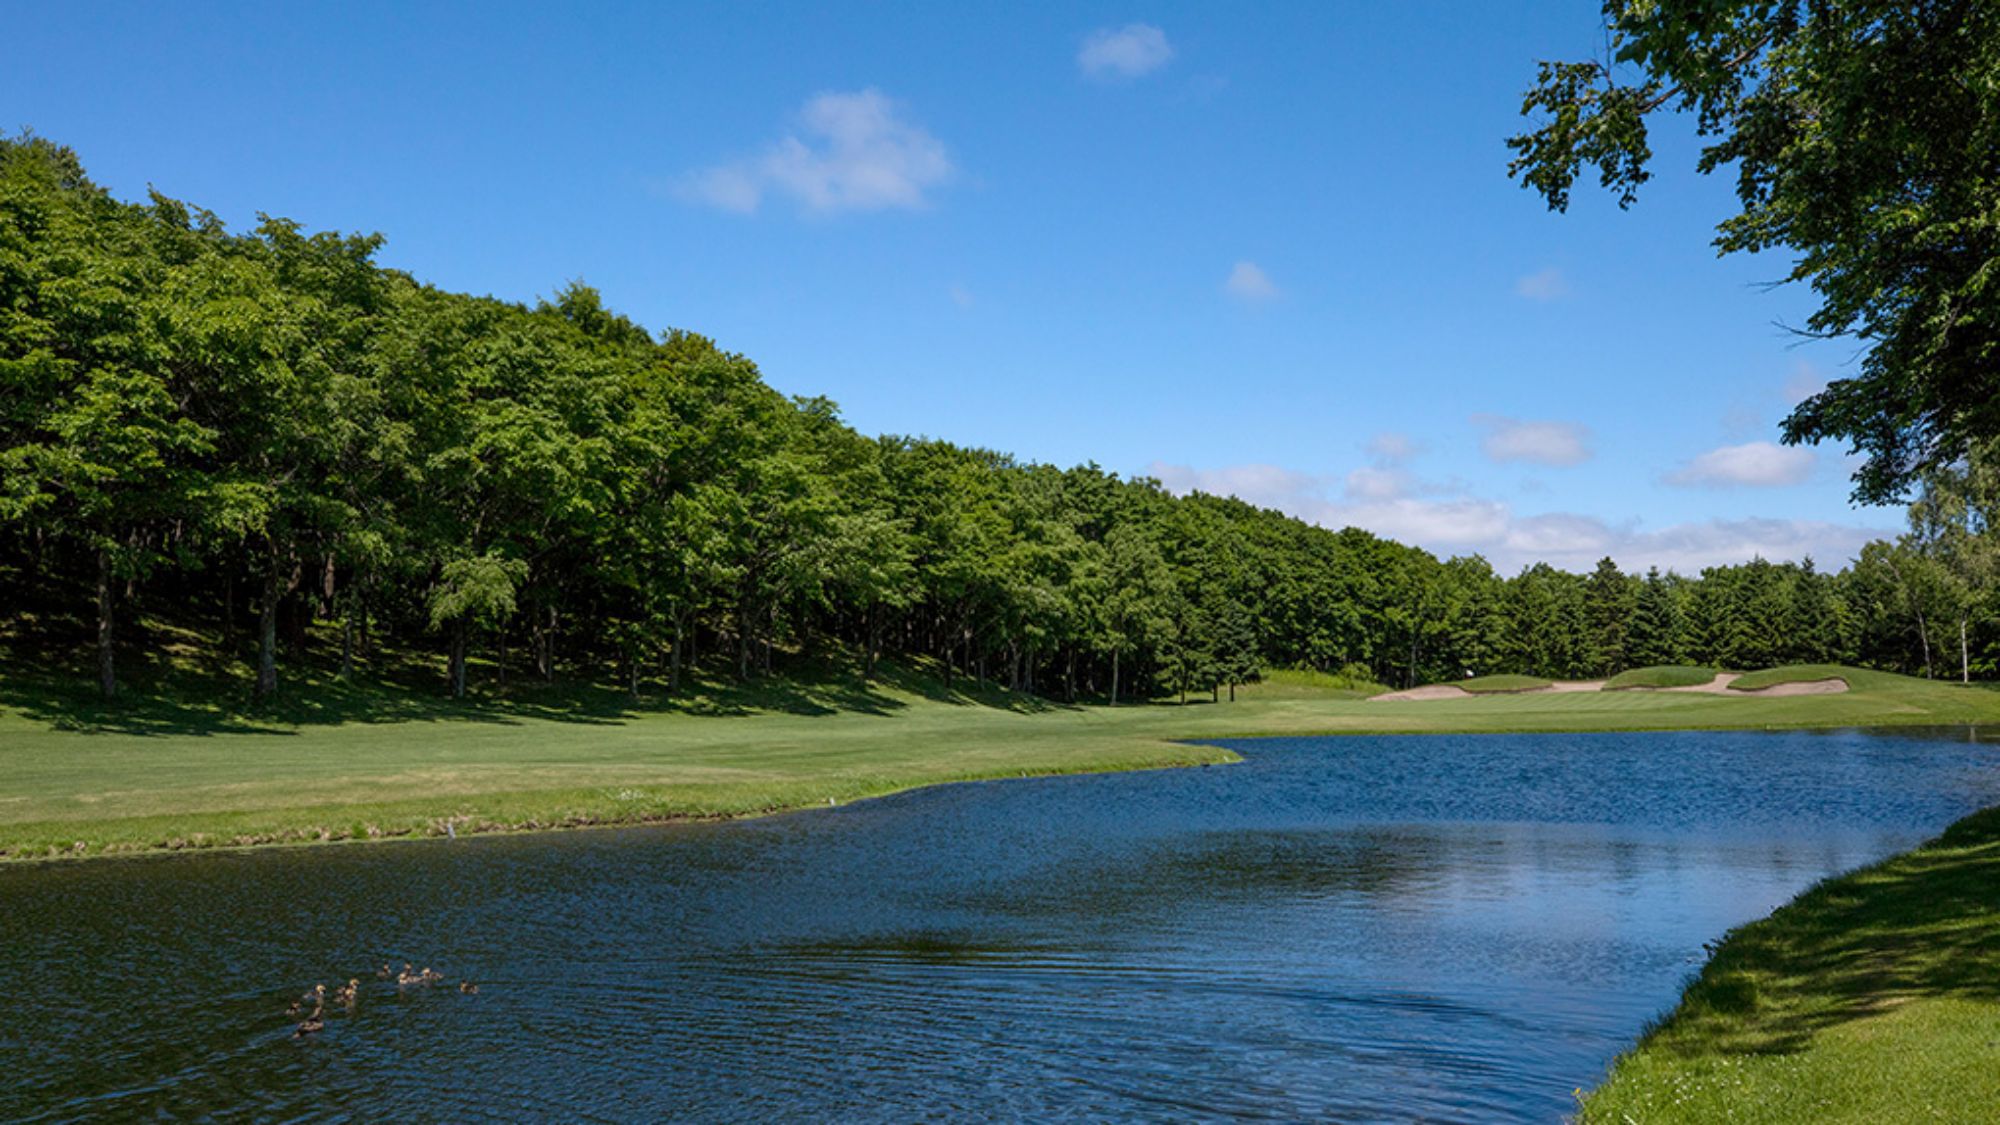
[4,136,1997,707]
[1510,1,2000,504]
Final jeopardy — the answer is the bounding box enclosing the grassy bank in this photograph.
[4,661,1999,861]
[1581,805,2000,1122]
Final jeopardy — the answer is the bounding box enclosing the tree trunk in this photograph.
[864,606,880,682]
[670,615,685,694]
[96,549,116,700]
[340,609,354,681]
[1917,611,1933,678]
[544,606,557,681]
[497,624,508,687]
[256,563,283,699]
[222,571,236,646]
[1229,681,1236,702]
[1962,617,1971,685]
[1065,648,1076,704]
[1111,648,1120,707]
[449,619,467,699]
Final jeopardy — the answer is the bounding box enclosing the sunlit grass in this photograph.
[1581,805,2000,1123]
[5,661,2000,862]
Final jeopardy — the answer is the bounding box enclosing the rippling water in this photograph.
[5,727,2000,1121]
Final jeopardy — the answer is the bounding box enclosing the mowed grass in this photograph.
[1580,805,2000,1123]
[1607,664,1722,689]
[1457,673,1555,693]
[2,662,1997,861]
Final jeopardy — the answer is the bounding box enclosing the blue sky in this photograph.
[5,1,1900,572]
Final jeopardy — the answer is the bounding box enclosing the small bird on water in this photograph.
[293,1004,325,1038]
[458,981,479,995]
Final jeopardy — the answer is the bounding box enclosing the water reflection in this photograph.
[4,728,1999,1121]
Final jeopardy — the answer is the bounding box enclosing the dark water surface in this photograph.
[6,728,2000,1122]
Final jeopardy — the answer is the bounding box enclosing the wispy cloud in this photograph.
[1666,441,1816,488]
[948,283,974,309]
[1473,414,1591,466]
[1224,261,1279,302]
[1513,266,1568,301]
[1366,431,1419,464]
[1782,359,1830,405]
[678,89,953,215]
[1149,459,1888,573]
[1078,24,1174,79]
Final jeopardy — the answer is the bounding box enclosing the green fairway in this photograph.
[3,663,1997,861]
[1580,804,2000,1123]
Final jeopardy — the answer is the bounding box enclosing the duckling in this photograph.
[288,982,325,1016]
[422,967,444,983]
[334,979,360,1006]
[458,981,479,995]
[396,962,420,987]
[376,963,393,980]
[292,1005,325,1038]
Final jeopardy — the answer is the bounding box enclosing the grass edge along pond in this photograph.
[1579,800,2000,1123]
[4,662,1999,864]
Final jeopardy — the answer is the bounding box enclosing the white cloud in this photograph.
[1344,466,1418,501]
[679,89,953,215]
[1148,459,1890,573]
[1666,441,1816,488]
[1366,431,1419,464]
[1514,266,1568,301]
[948,283,974,309]
[1473,414,1592,466]
[1224,261,1278,301]
[1078,24,1174,79]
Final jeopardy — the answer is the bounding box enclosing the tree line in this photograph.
[3,136,1995,705]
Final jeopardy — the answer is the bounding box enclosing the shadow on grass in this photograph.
[1648,806,2000,1059]
[0,620,1074,736]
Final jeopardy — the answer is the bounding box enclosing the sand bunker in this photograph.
[1369,672,1848,702]
[1370,684,1476,701]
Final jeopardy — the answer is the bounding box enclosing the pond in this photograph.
[4,728,1999,1121]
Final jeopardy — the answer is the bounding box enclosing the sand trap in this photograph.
[1640,673,1744,695]
[1537,680,1608,693]
[1732,677,1848,697]
[1631,672,1849,697]
[1370,672,1849,701]
[1369,684,1475,701]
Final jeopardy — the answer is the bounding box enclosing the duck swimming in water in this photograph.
[376,963,393,980]
[458,981,479,995]
[334,979,360,1006]
[293,1004,325,1038]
